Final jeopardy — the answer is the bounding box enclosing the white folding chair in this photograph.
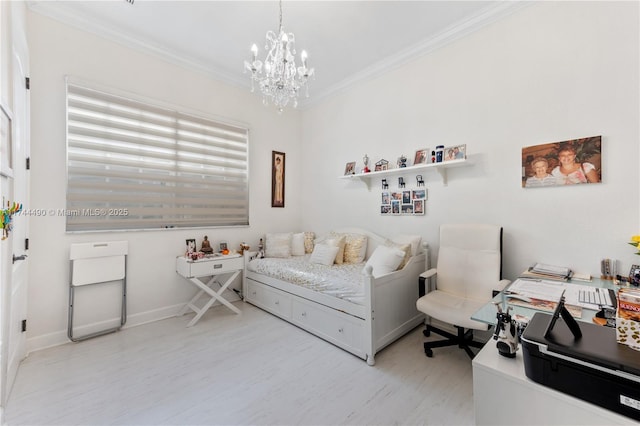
[68,241,128,342]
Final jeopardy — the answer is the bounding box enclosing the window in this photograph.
[66,78,249,232]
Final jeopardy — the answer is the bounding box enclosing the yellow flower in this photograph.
[630,235,640,254]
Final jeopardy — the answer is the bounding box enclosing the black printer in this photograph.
[521,311,640,421]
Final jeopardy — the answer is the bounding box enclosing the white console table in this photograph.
[175,254,243,327]
[472,341,635,425]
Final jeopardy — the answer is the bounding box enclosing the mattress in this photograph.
[247,254,366,305]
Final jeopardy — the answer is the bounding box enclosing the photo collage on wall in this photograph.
[381,188,426,215]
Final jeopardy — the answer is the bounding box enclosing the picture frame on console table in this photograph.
[272,151,285,207]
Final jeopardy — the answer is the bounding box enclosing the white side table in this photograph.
[176,254,244,327]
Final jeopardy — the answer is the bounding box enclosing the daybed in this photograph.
[243,228,427,365]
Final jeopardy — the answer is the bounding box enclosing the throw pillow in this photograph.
[325,235,346,264]
[265,232,292,258]
[291,232,306,256]
[342,234,368,264]
[363,245,405,278]
[304,232,315,253]
[309,244,340,266]
[384,241,412,270]
[390,234,422,257]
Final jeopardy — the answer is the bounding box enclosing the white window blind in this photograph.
[66,80,249,232]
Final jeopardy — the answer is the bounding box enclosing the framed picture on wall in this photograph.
[521,136,601,188]
[272,151,285,207]
[413,200,425,215]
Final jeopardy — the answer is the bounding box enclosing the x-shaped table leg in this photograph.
[179,270,241,327]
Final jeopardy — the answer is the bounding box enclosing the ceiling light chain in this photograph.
[244,0,314,113]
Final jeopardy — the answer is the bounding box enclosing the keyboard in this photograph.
[569,284,616,309]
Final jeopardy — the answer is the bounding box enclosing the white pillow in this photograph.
[309,244,340,266]
[325,235,346,264]
[291,232,306,256]
[390,234,422,257]
[265,232,292,258]
[384,241,411,270]
[363,245,406,278]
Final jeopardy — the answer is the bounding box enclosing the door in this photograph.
[0,1,30,408]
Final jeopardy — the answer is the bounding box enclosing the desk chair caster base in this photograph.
[422,323,483,359]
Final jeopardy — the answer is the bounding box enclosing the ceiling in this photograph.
[27,1,525,108]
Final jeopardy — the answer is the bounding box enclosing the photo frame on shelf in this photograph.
[272,151,285,207]
[443,144,466,162]
[413,148,429,165]
[521,136,601,188]
[344,161,356,175]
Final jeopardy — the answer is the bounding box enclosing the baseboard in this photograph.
[26,303,184,354]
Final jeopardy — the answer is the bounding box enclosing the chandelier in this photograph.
[244,0,314,112]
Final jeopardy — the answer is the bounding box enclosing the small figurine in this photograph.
[493,304,519,358]
[258,238,265,258]
[398,155,407,168]
[239,242,250,255]
[363,154,370,173]
[200,236,213,254]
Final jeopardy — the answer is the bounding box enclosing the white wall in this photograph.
[26,11,303,351]
[25,1,640,352]
[301,2,639,280]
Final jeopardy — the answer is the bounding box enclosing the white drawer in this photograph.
[177,256,243,278]
[246,281,292,320]
[292,298,361,349]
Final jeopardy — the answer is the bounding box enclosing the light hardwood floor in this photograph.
[5,302,482,425]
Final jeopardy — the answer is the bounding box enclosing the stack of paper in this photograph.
[520,263,573,281]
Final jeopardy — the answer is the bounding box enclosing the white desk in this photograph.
[472,341,636,425]
[176,254,243,327]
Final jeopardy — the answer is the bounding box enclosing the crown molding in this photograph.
[299,1,531,109]
[28,1,530,111]
[26,1,251,90]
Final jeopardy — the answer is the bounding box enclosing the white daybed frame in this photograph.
[243,228,427,365]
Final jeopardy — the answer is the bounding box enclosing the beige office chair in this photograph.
[416,224,510,358]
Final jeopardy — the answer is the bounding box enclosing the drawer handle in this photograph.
[214,264,223,269]
[251,291,256,296]
[338,327,344,333]
[275,300,279,305]
[301,312,307,317]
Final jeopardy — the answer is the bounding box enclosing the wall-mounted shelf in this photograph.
[338,158,468,189]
